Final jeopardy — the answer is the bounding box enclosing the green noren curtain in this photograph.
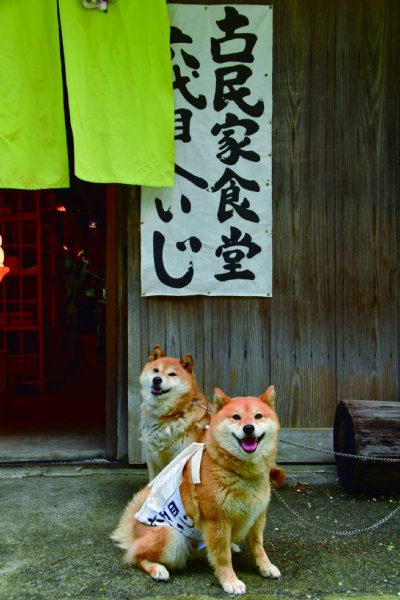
[58,0,175,187]
[0,0,175,189]
[0,0,69,189]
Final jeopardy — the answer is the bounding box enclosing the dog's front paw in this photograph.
[222,578,246,595]
[259,563,281,579]
[149,563,170,581]
[231,543,241,554]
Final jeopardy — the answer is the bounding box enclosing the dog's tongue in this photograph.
[241,437,258,453]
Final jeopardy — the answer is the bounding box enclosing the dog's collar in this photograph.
[161,410,185,419]
[160,398,214,419]
[192,397,215,415]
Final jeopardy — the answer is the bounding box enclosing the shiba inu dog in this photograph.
[112,385,281,595]
[140,344,212,481]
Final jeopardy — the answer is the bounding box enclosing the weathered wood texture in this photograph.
[334,400,400,491]
[335,1,400,404]
[106,186,129,460]
[278,428,333,464]
[124,0,400,462]
[272,0,337,428]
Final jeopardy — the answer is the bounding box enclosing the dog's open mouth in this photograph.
[151,386,170,396]
[234,433,265,453]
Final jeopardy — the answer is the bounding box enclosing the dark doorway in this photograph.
[0,184,108,462]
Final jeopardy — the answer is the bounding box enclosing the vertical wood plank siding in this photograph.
[125,0,400,461]
[271,0,337,427]
[335,0,399,404]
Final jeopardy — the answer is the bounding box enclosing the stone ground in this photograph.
[0,464,399,600]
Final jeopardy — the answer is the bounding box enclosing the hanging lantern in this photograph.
[0,235,10,282]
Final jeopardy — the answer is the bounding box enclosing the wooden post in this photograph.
[334,400,400,492]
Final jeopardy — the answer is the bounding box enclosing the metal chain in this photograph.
[271,487,400,536]
[279,438,400,463]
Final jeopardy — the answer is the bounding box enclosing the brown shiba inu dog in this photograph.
[112,385,281,595]
[139,344,212,481]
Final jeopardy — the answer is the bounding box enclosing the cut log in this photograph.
[333,400,400,492]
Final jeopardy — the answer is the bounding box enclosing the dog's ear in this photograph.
[180,353,194,373]
[260,385,275,408]
[213,388,231,410]
[148,344,164,362]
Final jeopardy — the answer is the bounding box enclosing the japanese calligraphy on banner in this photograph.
[141,4,273,297]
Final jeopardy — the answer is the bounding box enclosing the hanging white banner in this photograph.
[141,4,273,297]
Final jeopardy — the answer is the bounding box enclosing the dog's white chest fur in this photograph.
[141,414,191,450]
[218,476,270,541]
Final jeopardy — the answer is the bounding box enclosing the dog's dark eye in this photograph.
[169,372,177,377]
[153,368,159,373]
[232,414,241,421]
[255,413,263,420]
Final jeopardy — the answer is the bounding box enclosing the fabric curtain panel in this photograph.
[58,0,175,187]
[0,0,69,189]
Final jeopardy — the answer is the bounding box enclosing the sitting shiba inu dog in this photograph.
[112,385,281,595]
[139,345,212,481]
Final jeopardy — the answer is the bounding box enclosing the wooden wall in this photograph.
[122,0,400,462]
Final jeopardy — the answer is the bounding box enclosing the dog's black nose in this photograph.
[243,424,255,436]
[152,376,162,386]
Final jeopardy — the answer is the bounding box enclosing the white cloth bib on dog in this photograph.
[135,443,205,543]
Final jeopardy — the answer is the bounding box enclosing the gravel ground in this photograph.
[0,465,399,600]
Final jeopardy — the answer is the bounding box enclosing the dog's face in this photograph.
[208,386,280,462]
[139,345,195,414]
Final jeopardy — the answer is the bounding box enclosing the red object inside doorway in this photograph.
[0,186,106,438]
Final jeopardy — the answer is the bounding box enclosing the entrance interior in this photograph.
[0,183,107,462]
